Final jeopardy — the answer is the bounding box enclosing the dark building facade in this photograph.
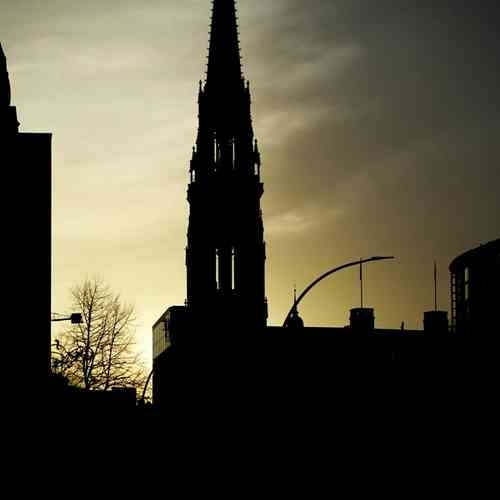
[2,43,52,396]
[152,306,188,408]
[450,238,500,336]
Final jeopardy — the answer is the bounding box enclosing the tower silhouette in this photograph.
[186,0,267,335]
[1,43,52,396]
[1,43,19,134]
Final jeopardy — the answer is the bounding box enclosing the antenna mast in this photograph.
[360,259,364,308]
[434,261,438,311]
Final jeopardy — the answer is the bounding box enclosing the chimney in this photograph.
[349,308,375,334]
[423,311,449,335]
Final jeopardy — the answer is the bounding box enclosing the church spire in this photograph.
[206,0,243,91]
[186,1,267,331]
[193,0,256,179]
[285,285,305,329]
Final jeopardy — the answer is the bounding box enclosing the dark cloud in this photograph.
[248,1,499,238]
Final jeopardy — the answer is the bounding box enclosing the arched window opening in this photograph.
[231,247,236,291]
[216,249,221,290]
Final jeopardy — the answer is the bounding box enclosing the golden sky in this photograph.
[2,1,499,368]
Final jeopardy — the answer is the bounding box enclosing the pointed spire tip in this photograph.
[206,0,243,87]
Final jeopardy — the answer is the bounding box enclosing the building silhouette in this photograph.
[152,0,263,407]
[450,238,499,336]
[2,43,52,397]
[3,43,141,422]
[153,0,268,401]
[152,305,189,406]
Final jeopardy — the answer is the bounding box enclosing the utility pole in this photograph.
[360,259,364,308]
[434,261,438,311]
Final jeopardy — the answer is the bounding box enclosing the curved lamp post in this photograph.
[282,256,395,327]
[140,256,395,404]
[141,368,154,404]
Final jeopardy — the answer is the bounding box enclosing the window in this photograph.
[231,247,236,290]
[216,249,220,290]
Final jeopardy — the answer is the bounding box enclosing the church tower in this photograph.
[186,0,267,334]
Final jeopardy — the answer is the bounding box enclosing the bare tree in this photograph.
[52,279,146,392]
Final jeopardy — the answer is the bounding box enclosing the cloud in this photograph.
[249,0,499,238]
[266,205,342,237]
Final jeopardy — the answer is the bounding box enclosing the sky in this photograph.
[2,0,499,368]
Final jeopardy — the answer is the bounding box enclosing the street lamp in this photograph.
[282,256,395,327]
[50,312,83,374]
[51,312,83,324]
